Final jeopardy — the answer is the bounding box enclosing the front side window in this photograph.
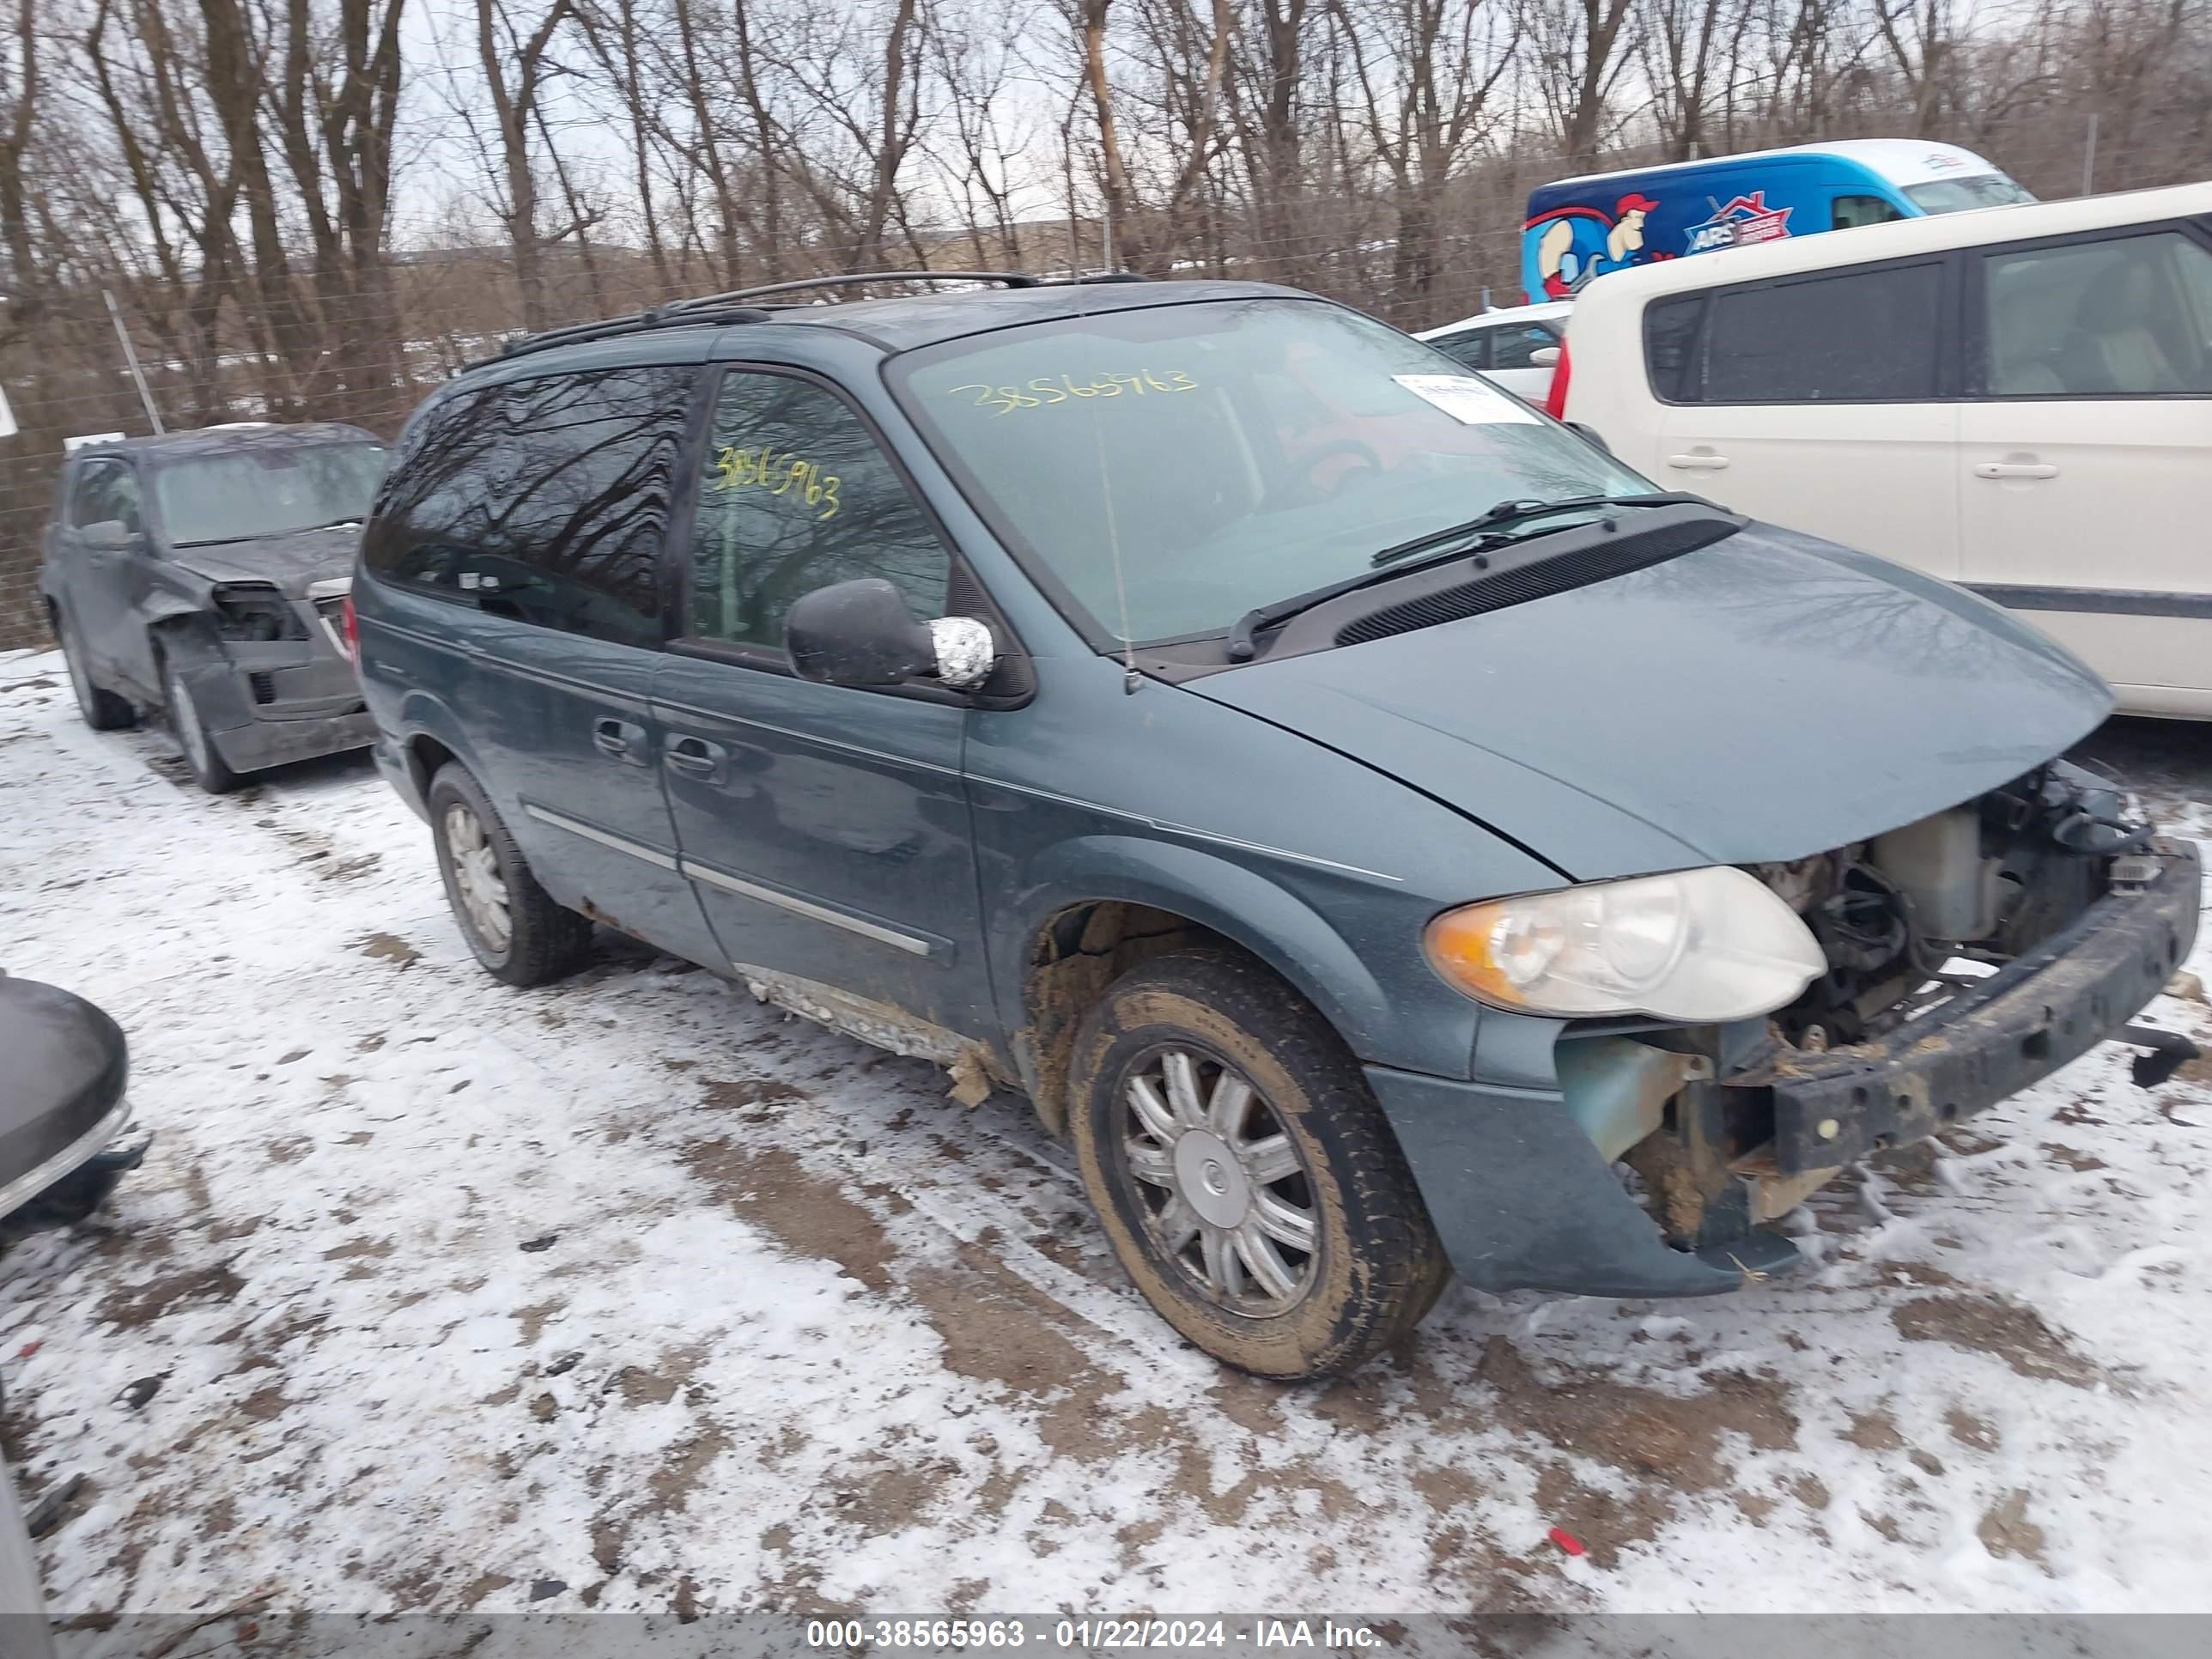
[154,441,387,547]
[1905,173,2035,215]
[1833,194,1905,230]
[68,461,142,534]
[1489,325,1560,371]
[1703,264,1942,402]
[891,298,1649,643]
[1431,332,1489,371]
[365,367,694,647]
[685,372,949,653]
[1983,230,2212,397]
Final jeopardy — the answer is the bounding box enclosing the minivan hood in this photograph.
[167,527,361,598]
[1190,523,2113,879]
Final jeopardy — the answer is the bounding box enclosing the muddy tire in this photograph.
[426,763,592,988]
[161,655,242,794]
[1067,949,1449,1381]
[55,610,135,732]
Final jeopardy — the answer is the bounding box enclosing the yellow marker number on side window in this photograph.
[946,372,1197,416]
[713,446,841,520]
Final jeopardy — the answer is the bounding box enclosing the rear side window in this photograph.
[1702,264,1943,402]
[684,371,949,654]
[1643,296,1705,402]
[1981,230,2212,396]
[364,367,695,647]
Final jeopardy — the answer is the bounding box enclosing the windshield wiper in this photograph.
[1370,492,1705,568]
[172,519,362,548]
[1226,491,1717,662]
[1226,544,1480,661]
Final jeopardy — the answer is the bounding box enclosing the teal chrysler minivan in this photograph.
[350,274,2197,1379]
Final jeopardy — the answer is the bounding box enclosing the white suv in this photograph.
[1555,183,2212,719]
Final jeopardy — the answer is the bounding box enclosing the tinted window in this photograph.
[1489,325,1559,371]
[69,461,142,533]
[1644,296,1705,401]
[1833,195,1905,230]
[365,367,694,647]
[1431,333,1488,371]
[1704,264,1942,402]
[1984,231,2212,397]
[686,372,949,653]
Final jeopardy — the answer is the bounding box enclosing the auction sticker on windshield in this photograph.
[1392,374,1539,425]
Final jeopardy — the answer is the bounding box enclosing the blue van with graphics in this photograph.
[1521,139,2033,302]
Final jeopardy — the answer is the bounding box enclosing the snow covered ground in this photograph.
[2,645,2209,1626]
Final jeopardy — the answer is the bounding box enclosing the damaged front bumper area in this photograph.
[174,588,374,773]
[1370,833,2200,1303]
[1738,836,2200,1176]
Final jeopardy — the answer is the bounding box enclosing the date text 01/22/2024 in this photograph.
[802,1619,1386,1650]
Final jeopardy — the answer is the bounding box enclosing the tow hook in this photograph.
[2120,1023,2200,1089]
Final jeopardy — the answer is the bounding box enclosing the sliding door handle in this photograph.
[664,736,726,779]
[592,717,647,761]
[1974,462,2058,480]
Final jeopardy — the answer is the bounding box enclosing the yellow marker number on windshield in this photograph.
[947,372,1198,416]
[714,446,842,520]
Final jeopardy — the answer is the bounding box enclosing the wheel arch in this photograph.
[1004,837,1395,1136]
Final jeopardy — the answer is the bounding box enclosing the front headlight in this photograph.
[1425,866,1825,1021]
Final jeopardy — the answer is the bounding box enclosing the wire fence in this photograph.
[3,128,2203,652]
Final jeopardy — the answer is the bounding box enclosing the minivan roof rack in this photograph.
[482,270,1149,367]
[665,269,1148,310]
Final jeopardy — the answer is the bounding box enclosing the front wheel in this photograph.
[163,658,240,794]
[1066,949,1449,1380]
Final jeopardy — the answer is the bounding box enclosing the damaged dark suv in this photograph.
[354,275,2200,1380]
[40,422,386,792]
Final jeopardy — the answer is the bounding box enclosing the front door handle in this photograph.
[592,717,647,763]
[664,735,726,779]
[1974,462,2058,480]
[1667,453,1730,471]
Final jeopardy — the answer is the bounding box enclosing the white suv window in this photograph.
[1655,263,1943,404]
[1984,230,2212,397]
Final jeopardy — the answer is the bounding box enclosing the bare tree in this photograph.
[476,0,574,329]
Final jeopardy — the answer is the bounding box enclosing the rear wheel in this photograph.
[162,657,240,794]
[1066,950,1449,1380]
[55,611,135,732]
[426,763,592,987]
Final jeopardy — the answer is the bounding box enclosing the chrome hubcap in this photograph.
[443,803,512,951]
[1121,1047,1318,1316]
[167,671,210,775]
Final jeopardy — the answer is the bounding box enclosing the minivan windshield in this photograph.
[1905,173,2035,214]
[156,441,388,547]
[892,297,1653,643]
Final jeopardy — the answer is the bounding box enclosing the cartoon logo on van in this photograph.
[1682,191,1794,254]
[1527,192,1671,299]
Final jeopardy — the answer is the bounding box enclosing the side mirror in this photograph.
[785,578,997,693]
[1529,346,1561,368]
[1566,421,1612,455]
[79,520,142,554]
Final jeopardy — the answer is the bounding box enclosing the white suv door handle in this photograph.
[1666,453,1730,471]
[1974,462,2058,479]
